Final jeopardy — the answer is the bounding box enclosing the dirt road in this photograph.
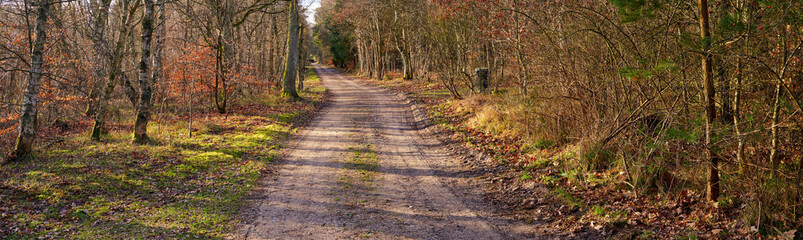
[235,65,530,239]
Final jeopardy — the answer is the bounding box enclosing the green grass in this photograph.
[3,127,275,239]
[520,171,533,180]
[590,204,628,226]
[303,67,327,94]
[344,144,379,183]
[0,70,327,239]
[336,143,380,195]
[554,187,583,208]
[527,139,555,150]
[592,205,605,216]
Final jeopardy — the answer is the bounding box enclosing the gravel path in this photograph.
[234,65,529,240]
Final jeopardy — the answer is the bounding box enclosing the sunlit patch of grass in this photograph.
[306,85,327,94]
[3,124,276,239]
[273,112,299,123]
[413,88,451,101]
[185,152,234,168]
[300,68,327,95]
[336,144,380,199]
[345,144,379,182]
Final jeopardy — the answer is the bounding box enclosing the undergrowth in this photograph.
[363,73,802,239]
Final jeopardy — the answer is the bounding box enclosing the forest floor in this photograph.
[0,70,328,239]
[233,65,535,239]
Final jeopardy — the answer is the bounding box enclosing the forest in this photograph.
[312,0,802,237]
[0,0,317,152]
[1,0,325,237]
[0,0,801,238]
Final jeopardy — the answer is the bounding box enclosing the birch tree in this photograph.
[84,0,112,117]
[90,0,139,140]
[4,0,51,162]
[151,0,166,106]
[133,0,155,144]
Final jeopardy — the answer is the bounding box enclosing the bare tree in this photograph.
[151,0,166,105]
[281,0,299,98]
[90,0,140,141]
[698,0,719,202]
[133,0,155,144]
[4,0,51,163]
[84,0,112,117]
[297,22,305,91]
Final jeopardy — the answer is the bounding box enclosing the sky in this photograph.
[301,0,321,25]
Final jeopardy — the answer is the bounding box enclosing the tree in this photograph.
[152,0,166,106]
[133,0,155,144]
[297,22,306,91]
[281,0,300,98]
[389,0,423,80]
[698,0,719,202]
[84,0,113,117]
[4,0,51,163]
[176,0,281,112]
[90,0,140,141]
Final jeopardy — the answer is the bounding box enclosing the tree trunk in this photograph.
[733,1,747,173]
[769,24,793,167]
[485,40,495,89]
[363,38,369,74]
[297,24,305,91]
[699,0,719,202]
[769,77,782,167]
[514,12,529,97]
[5,0,50,163]
[218,0,234,113]
[213,35,228,114]
[85,0,112,117]
[151,0,165,106]
[372,9,383,80]
[91,0,136,141]
[358,31,365,73]
[356,31,366,73]
[268,15,275,87]
[397,40,412,80]
[281,0,300,98]
[133,0,155,144]
[475,68,489,93]
[734,58,745,174]
[393,18,412,80]
[278,14,287,87]
[400,47,412,80]
[718,56,733,122]
[121,4,140,108]
[121,73,139,107]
